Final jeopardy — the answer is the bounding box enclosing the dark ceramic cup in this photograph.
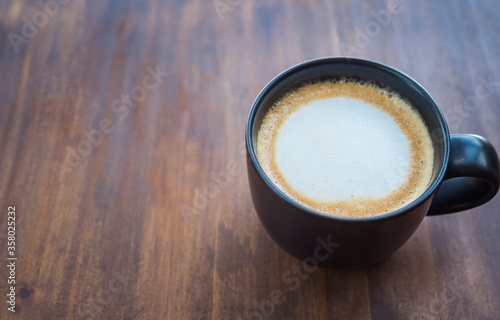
[246,57,500,269]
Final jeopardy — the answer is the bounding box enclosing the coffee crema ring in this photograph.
[256,78,434,218]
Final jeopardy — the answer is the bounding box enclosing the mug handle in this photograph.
[427,134,500,215]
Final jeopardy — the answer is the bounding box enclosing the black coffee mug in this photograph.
[245,57,500,269]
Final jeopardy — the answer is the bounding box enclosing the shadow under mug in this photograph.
[245,57,500,269]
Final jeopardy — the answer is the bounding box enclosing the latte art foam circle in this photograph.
[275,97,410,203]
[256,79,434,218]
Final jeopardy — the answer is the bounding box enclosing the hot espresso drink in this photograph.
[256,78,434,217]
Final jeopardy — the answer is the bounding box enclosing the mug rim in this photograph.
[245,56,450,222]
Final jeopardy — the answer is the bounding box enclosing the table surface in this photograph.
[1,1,500,319]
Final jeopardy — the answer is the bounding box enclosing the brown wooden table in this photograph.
[1,1,499,319]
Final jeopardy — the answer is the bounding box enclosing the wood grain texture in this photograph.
[0,0,499,319]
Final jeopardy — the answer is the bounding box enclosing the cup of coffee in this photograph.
[245,57,500,268]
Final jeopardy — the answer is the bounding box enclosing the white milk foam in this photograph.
[274,97,410,203]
